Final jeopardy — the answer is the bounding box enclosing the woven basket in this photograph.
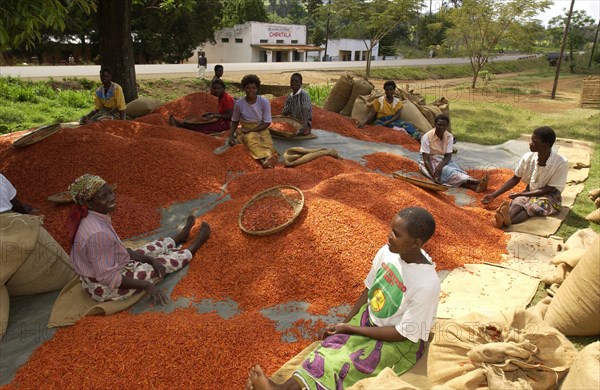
[269,116,303,138]
[238,185,304,236]
[13,124,61,148]
[393,172,447,192]
[47,191,74,204]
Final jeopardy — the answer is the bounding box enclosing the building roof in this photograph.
[251,44,324,52]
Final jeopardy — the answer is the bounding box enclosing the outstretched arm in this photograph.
[509,185,557,199]
[482,175,521,203]
[330,322,407,342]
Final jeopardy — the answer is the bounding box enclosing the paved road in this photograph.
[0,55,526,79]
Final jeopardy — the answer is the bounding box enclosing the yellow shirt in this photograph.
[372,96,402,119]
[94,82,126,111]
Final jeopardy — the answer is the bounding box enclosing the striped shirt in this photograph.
[281,89,312,127]
[70,210,131,289]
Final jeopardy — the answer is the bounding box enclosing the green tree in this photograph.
[221,0,268,28]
[445,0,551,88]
[0,0,94,50]
[416,11,453,49]
[132,0,221,63]
[330,0,422,77]
[548,10,596,72]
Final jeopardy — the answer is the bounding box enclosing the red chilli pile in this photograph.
[0,91,509,388]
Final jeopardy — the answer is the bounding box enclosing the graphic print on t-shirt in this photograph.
[368,262,406,318]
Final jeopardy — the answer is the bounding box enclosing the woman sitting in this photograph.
[357,80,420,139]
[228,74,278,169]
[169,79,234,134]
[67,174,211,304]
[245,207,440,389]
[420,114,488,191]
[281,73,313,136]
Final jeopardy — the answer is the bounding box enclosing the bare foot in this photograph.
[261,155,278,169]
[500,201,511,226]
[494,208,504,228]
[172,215,195,245]
[187,221,211,254]
[476,174,489,193]
[246,365,280,390]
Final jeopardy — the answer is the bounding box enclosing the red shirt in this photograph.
[218,92,235,124]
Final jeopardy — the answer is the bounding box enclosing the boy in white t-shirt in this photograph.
[245,207,440,390]
[482,126,568,228]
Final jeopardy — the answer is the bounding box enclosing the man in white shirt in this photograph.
[482,126,568,228]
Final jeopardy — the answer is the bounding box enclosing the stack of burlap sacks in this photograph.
[323,74,449,132]
[423,231,599,390]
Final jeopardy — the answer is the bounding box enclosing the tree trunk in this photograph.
[470,58,480,89]
[365,47,372,78]
[98,0,138,102]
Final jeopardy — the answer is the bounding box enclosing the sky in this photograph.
[537,0,600,26]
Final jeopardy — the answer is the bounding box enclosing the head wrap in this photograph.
[66,174,106,243]
[68,174,106,205]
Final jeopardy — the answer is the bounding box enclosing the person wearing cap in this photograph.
[67,174,211,304]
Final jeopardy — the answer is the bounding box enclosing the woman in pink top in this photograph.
[67,174,211,304]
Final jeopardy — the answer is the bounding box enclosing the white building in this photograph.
[308,39,379,62]
[197,22,323,63]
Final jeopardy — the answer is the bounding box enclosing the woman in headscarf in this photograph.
[67,174,211,304]
[227,74,278,169]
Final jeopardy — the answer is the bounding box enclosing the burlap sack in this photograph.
[560,228,597,251]
[351,91,383,122]
[588,188,600,201]
[283,147,339,167]
[47,276,146,328]
[416,105,444,127]
[428,310,577,389]
[323,74,354,113]
[545,234,600,336]
[399,100,433,133]
[0,286,8,339]
[541,263,572,286]
[0,213,38,286]
[341,78,374,116]
[125,97,162,118]
[432,97,450,117]
[560,342,600,390]
[349,367,419,390]
[527,296,552,321]
[551,248,586,268]
[585,208,600,224]
[5,224,75,296]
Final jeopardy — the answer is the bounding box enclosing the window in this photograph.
[221,38,229,43]
[260,39,268,43]
[291,40,298,44]
[235,38,243,43]
[276,39,284,44]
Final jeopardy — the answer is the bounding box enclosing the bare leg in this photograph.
[186,221,211,254]
[244,365,301,390]
[171,215,196,246]
[500,201,511,226]
[509,206,529,225]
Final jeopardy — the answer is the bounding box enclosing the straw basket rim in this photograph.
[238,185,304,236]
[269,116,304,138]
[13,124,61,148]
[47,191,74,204]
[392,172,448,192]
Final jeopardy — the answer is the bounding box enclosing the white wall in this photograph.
[195,22,307,63]
[306,39,379,61]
